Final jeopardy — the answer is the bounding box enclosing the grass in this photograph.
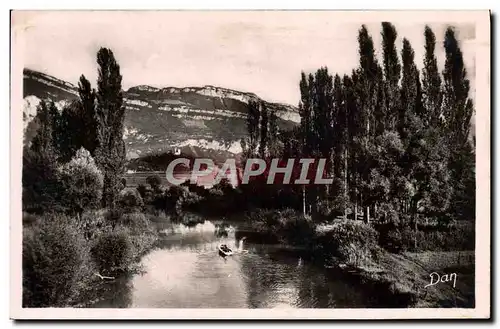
[351,250,474,308]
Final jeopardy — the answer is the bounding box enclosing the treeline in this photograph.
[242,23,475,227]
[22,48,160,308]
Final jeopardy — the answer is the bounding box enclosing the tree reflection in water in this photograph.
[239,243,380,308]
[214,222,230,238]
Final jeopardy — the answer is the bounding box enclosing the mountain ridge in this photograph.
[22,68,300,161]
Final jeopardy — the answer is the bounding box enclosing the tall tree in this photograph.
[355,25,383,223]
[381,22,401,132]
[30,100,57,155]
[94,47,127,208]
[332,74,349,217]
[422,25,443,128]
[298,72,314,215]
[57,101,84,162]
[56,76,98,162]
[78,75,99,156]
[24,100,62,214]
[399,38,421,142]
[442,27,474,147]
[442,26,475,222]
[343,73,359,220]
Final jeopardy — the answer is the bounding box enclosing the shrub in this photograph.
[104,208,125,229]
[136,183,147,198]
[245,208,283,234]
[316,219,379,267]
[22,214,93,307]
[146,174,162,191]
[120,212,150,231]
[385,228,404,253]
[281,211,315,248]
[57,148,104,215]
[90,228,133,275]
[78,209,110,240]
[118,188,144,213]
[243,208,313,246]
[158,185,203,215]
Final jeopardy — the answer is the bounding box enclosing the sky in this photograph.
[15,11,477,106]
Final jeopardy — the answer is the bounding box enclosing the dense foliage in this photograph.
[237,23,475,251]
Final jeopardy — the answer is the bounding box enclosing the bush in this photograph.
[118,188,144,213]
[91,228,133,275]
[104,208,125,229]
[245,208,284,234]
[136,183,153,203]
[57,148,104,215]
[316,219,379,267]
[120,212,150,231]
[22,214,93,307]
[385,228,404,253]
[244,208,314,246]
[281,211,315,248]
[78,209,111,240]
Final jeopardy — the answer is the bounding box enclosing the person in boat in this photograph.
[220,244,232,253]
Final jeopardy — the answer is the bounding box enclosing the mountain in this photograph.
[22,69,300,162]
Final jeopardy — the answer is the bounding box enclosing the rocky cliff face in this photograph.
[22,68,300,160]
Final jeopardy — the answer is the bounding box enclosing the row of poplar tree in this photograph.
[26,48,127,210]
[244,23,475,224]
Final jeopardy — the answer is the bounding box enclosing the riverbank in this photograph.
[22,209,160,308]
[240,209,475,308]
[337,251,474,308]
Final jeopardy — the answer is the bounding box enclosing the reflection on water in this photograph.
[90,220,378,308]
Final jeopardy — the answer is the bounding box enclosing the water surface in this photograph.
[91,220,378,308]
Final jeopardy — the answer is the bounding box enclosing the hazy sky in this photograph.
[16,11,477,105]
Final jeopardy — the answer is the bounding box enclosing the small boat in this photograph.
[218,244,234,257]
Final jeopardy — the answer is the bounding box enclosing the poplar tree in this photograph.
[355,25,382,223]
[78,75,99,156]
[442,26,475,222]
[57,101,84,162]
[94,47,127,208]
[381,22,401,132]
[298,72,313,215]
[24,100,62,213]
[399,38,420,142]
[332,74,348,217]
[442,27,474,147]
[30,100,58,155]
[422,25,443,128]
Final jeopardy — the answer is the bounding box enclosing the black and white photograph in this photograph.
[9,10,490,319]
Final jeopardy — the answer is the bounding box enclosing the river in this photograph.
[89,220,381,308]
